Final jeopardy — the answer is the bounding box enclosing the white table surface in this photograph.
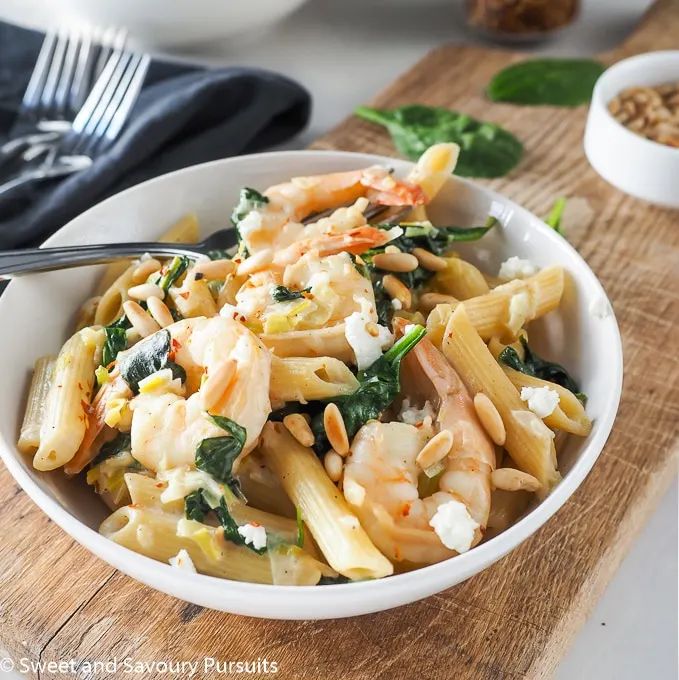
[0,1,677,679]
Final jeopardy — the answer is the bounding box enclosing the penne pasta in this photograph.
[261,325,354,363]
[260,422,393,580]
[99,505,324,585]
[270,356,359,403]
[441,305,561,493]
[427,266,565,343]
[34,330,98,471]
[94,263,137,327]
[168,273,217,318]
[18,355,56,454]
[433,256,490,300]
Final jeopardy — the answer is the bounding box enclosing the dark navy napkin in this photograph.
[0,21,311,249]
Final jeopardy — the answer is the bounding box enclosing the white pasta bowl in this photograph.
[0,151,623,619]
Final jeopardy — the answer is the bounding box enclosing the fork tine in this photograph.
[94,27,127,81]
[39,30,69,114]
[68,28,94,115]
[21,30,57,114]
[53,29,82,118]
[101,53,150,146]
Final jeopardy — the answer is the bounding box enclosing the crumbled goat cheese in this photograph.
[506,291,532,334]
[498,256,538,280]
[429,500,479,553]
[237,523,267,550]
[385,226,404,241]
[169,549,197,573]
[398,399,436,426]
[520,386,560,418]
[391,298,403,311]
[345,310,394,370]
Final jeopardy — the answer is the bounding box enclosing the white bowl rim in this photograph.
[593,50,679,158]
[0,150,623,614]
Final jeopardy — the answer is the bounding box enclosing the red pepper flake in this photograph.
[250,522,262,527]
[401,503,411,518]
[171,338,181,351]
[57,384,63,389]
[77,382,83,390]
[178,292,190,300]
[155,483,164,488]
[448,332,453,339]
[232,312,239,320]
[239,315,246,323]
[168,351,176,362]
[301,291,314,299]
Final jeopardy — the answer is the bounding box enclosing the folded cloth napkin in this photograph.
[0,21,312,249]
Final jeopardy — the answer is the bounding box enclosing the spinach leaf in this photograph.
[487,59,606,107]
[314,325,427,450]
[118,329,186,393]
[183,489,266,554]
[184,489,211,522]
[318,575,351,585]
[156,256,189,292]
[499,337,585,402]
[194,415,247,500]
[231,187,269,253]
[544,197,566,236]
[355,104,523,178]
[373,279,393,326]
[91,432,132,467]
[102,326,127,367]
[231,187,269,225]
[271,285,311,303]
[108,314,132,330]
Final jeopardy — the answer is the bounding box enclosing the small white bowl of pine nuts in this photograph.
[584,50,679,209]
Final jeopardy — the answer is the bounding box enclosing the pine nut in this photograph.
[383,274,412,310]
[371,252,419,272]
[122,301,161,338]
[473,392,506,446]
[324,403,349,456]
[194,258,236,280]
[419,292,458,313]
[283,413,315,447]
[491,468,541,493]
[146,296,175,328]
[324,450,344,483]
[127,283,165,302]
[413,247,447,272]
[132,258,162,284]
[416,430,454,470]
[237,249,273,276]
[200,359,238,411]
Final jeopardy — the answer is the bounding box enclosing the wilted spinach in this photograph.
[91,432,133,467]
[312,324,427,450]
[487,59,606,107]
[194,415,247,500]
[355,104,523,178]
[118,329,186,393]
[271,285,311,303]
[499,337,586,403]
[156,255,189,292]
[102,326,127,367]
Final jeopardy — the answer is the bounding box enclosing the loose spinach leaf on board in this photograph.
[118,329,186,393]
[271,285,311,303]
[499,337,586,403]
[544,197,566,236]
[102,326,127,367]
[194,415,247,500]
[156,256,189,292]
[487,59,606,107]
[91,432,132,467]
[313,325,427,451]
[355,104,523,178]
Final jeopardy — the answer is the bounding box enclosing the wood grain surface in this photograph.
[1,2,678,679]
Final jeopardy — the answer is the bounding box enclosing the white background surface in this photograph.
[0,0,677,678]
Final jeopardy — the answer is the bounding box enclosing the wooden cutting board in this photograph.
[1,2,677,679]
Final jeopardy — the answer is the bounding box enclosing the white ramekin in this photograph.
[584,50,679,209]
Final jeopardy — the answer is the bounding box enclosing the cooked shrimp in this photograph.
[129,316,271,473]
[233,251,376,335]
[238,167,427,254]
[342,321,495,565]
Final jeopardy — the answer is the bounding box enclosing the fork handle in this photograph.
[0,242,202,278]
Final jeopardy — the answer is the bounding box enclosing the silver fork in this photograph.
[0,50,150,201]
[0,27,127,171]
